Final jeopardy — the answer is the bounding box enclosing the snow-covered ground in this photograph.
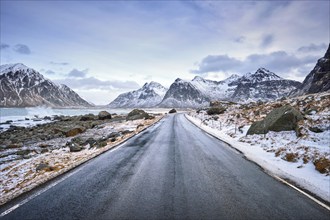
[0,116,162,205]
[186,93,330,203]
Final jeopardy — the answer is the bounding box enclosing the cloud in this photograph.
[0,43,10,50]
[234,36,245,43]
[260,34,274,48]
[13,44,31,54]
[54,77,140,90]
[45,70,56,75]
[191,55,241,74]
[191,51,318,78]
[50,61,69,65]
[297,43,327,53]
[67,68,88,78]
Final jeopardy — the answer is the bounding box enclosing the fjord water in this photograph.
[0,107,119,131]
[0,107,170,131]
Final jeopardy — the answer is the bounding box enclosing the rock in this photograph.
[126,109,150,121]
[16,149,31,156]
[137,124,144,129]
[6,143,23,149]
[309,126,323,133]
[85,138,97,148]
[39,143,51,148]
[207,107,226,115]
[97,141,107,148]
[80,114,96,121]
[121,130,133,135]
[169,109,177,114]
[65,127,85,137]
[36,163,54,172]
[305,108,318,115]
[98,111,112,120]
[41,148,49,153]
[107,132,121,139]
[247,105,303,136]
[68,142,83,152]
[210,101,221,107]
[44,116,52,120]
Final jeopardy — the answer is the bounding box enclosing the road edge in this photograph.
[184,113,330,211]
[0,115,165,214]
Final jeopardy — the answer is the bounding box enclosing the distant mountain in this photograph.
[108,81,167,108]
[291,44,330,96]
[231,68,301,102]
[158,78,209,108]
[0,63,92,107]
[158,68,301,107]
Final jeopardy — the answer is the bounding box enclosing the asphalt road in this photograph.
[1,114,329,220]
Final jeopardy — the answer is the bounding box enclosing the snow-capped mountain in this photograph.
[0,63,92,107]
[230,68,301,102]
[159,68,301,107]
[291,44,330,96]
[158,78,209,108]
[108,81,167,108]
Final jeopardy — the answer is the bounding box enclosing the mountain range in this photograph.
[0,63,92,107]
[109,68,302,108]
[1,44,328,108]
[109,44,330,108]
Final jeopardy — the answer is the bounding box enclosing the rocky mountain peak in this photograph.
[0,63,34,74]
[192,76,206,82]
[0,63,92,107]
[240,68,282,84]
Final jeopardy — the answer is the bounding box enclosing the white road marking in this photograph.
[273,175,330,211]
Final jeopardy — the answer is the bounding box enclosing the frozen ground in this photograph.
[0,116,162,205]
[186,92,330,203]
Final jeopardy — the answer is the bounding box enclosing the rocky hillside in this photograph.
[108,81,167,108]
[291,44,330,96]
[0,63,92,107]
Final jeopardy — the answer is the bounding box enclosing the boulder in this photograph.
[98,111,112,120]
[126,109,150,121]
[68,142,83,152]
[169,109,177,114]
[80,114,96,121]
[36,163,54,172]
[210,101,221,107]
[207,107,226,115]
[247,105,303,136]
[65,127,85,137]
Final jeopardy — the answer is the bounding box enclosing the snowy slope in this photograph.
[0,63,92,107]
[108,81,168,108]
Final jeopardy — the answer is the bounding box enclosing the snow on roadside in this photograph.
[0,116,163,205]
[185,111,330,203]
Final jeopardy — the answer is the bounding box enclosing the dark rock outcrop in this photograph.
[169,109,177,114]
[247,105,303,136]
[291,44,330,96]
[98,111,112,120]
[126,109,150,121]
[207,107,226,115]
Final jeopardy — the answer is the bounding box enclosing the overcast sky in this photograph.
[0,0,329,105]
